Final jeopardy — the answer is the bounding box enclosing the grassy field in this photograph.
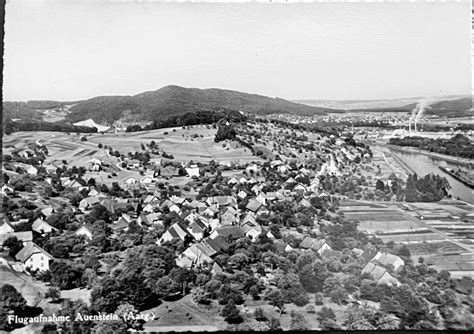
[3,125,263,166]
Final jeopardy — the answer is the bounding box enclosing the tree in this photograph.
[254,308,266,322]
[221,300,243,324]
[3,236,23,257]
[317,306,336,329]
[115,303,145,330]
[290,310,309,330]
[267,317,282,331]
[0,284,27,331]
[376,179,385,192]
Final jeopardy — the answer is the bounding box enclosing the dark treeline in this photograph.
[4,120,98,135]
[389,134,474,159]
[126,109,247,132]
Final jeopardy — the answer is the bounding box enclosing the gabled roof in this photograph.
[246,199,262,212]
[41,207,55,217]
[16,243,53,263]
[213,226,244,239]
[167,222,193,241]
[32,219,56,232]
[373,252,404,269]
[0,219,14,231]
[203,235,229,253]
[207,196,236,207]
[362,262,386,281]
[190,219,208,233]
[299,237,327,251]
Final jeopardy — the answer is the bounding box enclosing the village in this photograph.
[1,118,472,332]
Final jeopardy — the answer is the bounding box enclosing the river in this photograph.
[383,148,473,204]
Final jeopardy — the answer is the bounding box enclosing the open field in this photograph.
[3,126,263,165]
[142,294,357,331]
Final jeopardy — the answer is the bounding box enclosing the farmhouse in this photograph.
[362,262,400,286]
[372,252,405,271]
[16,243,54,272]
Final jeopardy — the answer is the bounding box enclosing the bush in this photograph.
[80,136,87,141]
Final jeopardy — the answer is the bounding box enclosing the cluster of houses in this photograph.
[0,214,54,272]
[1,139,399,290]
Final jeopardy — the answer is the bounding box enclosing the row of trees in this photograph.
[389,134,474,159]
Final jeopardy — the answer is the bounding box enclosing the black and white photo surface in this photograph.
[1,0,473,332]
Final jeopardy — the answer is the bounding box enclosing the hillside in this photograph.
[298,96,472,117]
[65,85,339,124]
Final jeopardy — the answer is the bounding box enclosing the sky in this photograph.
[3,0,472,102]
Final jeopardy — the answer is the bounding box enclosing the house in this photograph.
[362,262,400,286]
[228,177,239,186]
[140,175,155,185]
[113,214,132,231]
[0,219,15,235]
[251,184,262,195]
[142,202,159,213]
[79,197,101,211]
[202,235,230,254]
[293,184,306,195]
[187,218,208,241]
[143,194,160,204]
[185,166,200,177]
[206,196,236,208]
[203,205,219,218]
[40,207,55,218]
[32,218,57,234]
[298,198,311,208]
[237,190,248,199]
[242,224,262,241]
[125,177,137,185]
[170,195,186,206]
[88,188,100,197]
[75,224,93,240]
[211,262,223,275]
[256,193,267,206]
[220,210,238,226]
[299,237,332,255]
[138,212,162,226]
[210,226,244,240]
[189,200,208,212]
[246,199,262,213]
[15,243,53,272]
[63,179,83,189]
[372,252,405,271]
[239,177,248,184]
[240,213,257,226]
[177,244,214,268]
[157,222,193,245]
[168,203,181,214]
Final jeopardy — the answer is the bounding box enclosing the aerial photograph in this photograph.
[1,0,473,332]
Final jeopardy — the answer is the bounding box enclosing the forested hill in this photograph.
[65,85,340,124]
[350,97,472,118]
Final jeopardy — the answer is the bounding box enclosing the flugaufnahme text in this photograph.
[8,313,120,325]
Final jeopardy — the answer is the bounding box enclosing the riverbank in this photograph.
[376,142,474,168]
[438,166,474,189]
